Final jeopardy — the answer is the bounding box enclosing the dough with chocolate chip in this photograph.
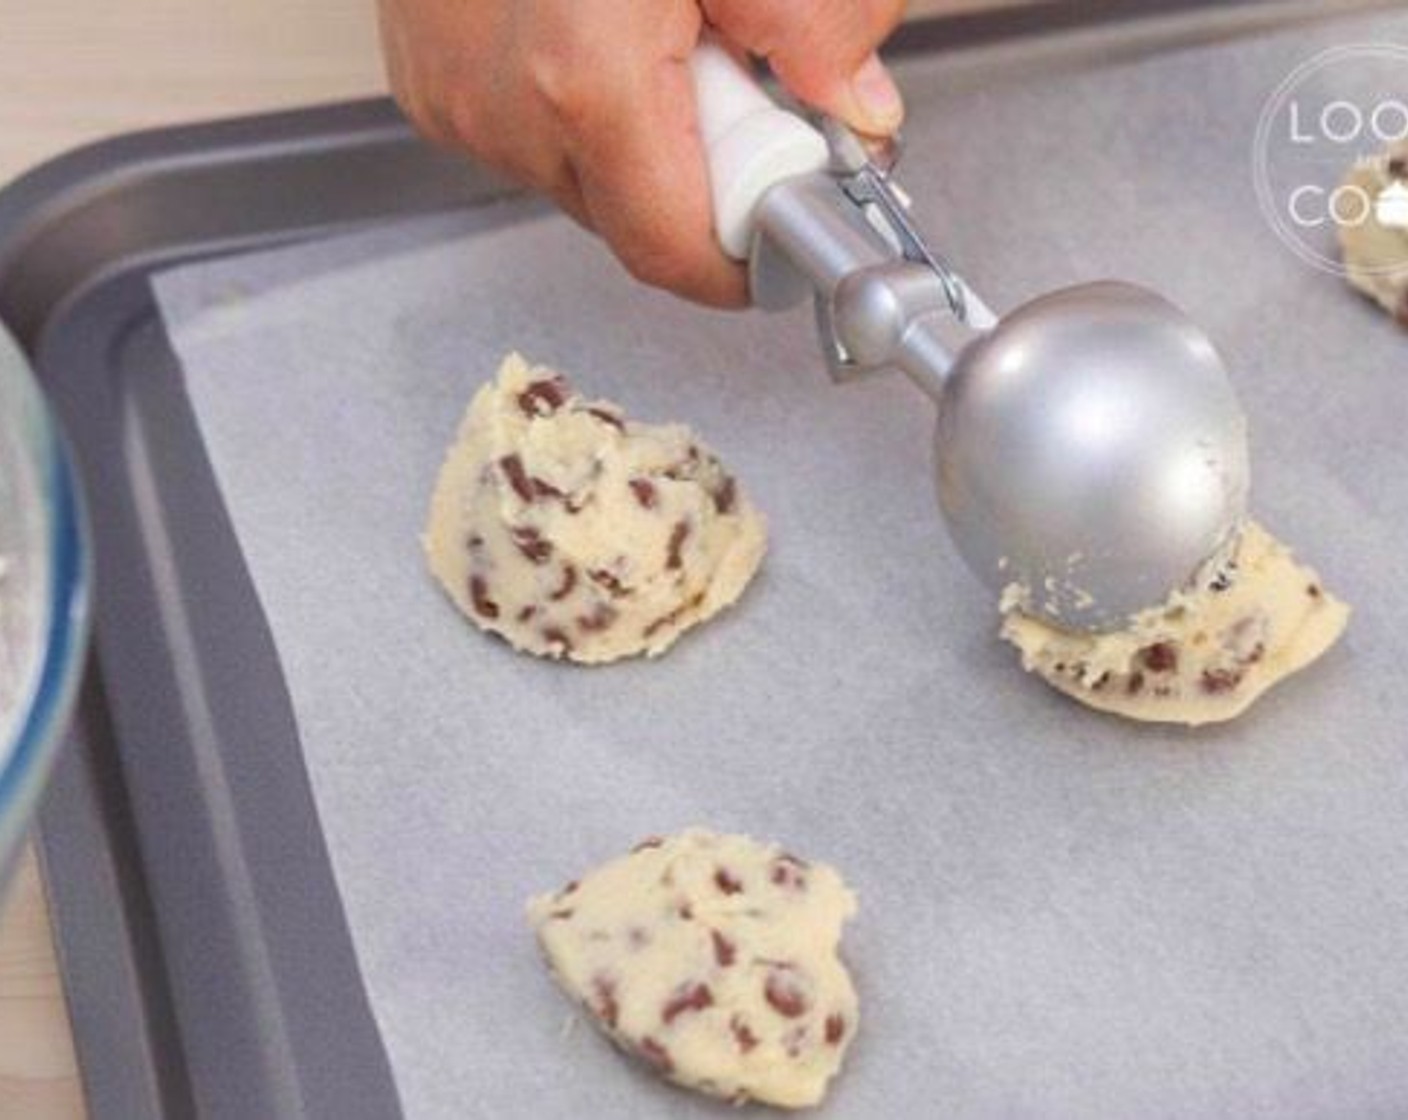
[527,830,858,1110]
[1339,141,1408,328]
[424,354,766,664]
[1001,522,1349,725]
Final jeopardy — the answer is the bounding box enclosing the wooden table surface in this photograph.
[0,1,1014,1115]
[0,851,82,1119]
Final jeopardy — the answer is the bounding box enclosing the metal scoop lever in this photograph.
[691,41,1249,633]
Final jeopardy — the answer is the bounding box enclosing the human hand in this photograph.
[378,0,906,308]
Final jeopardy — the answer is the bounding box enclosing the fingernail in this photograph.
[850,54,903,132]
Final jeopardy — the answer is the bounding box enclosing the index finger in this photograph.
[541,17,748,307]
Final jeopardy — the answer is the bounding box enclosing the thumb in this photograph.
[703,0,906,135]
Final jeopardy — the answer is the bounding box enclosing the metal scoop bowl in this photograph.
[936,280,1248,631]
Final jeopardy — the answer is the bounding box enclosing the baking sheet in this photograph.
[155,10,1408,1118]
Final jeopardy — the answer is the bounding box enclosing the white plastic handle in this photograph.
[690,37,829,260]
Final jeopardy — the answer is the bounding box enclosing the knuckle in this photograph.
[526,43,605,130]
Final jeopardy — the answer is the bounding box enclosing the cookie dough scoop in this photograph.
[691,41,1250,633]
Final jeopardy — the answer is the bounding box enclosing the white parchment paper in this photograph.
[155,11,1408,1118]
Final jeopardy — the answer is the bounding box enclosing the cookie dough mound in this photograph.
[527,830,858,1109]
[1001,522,1349,725]
[425,354,766,664]
[1339,141,1408,327]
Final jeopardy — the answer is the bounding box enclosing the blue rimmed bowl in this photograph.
[0,321,90,884]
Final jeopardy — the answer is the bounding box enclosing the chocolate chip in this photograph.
[663,446,703,481]
[637,1036,673,1073]
[501,453,571,504]
[1127,671,1145,696]
[1390,156,1407,179]
[714,868,743,895]
[499,454,535,503]
[730,1015,759,1053]
[585,406,625,431]
[548,907,573,921]
[642,591,706,640]
[510,526,552,564]
[825,1013,846,1045]
[532,476,568,502]
[632,836,664,852]
[1141,642,1178,673]
[516,605,537,624]
[517,377,569,417]
[561,880,579,896]
[770,860,807,890]
[666,521,690,571]
[661,982,713,1024]
[713,475,737,515]
[577,603,618,633]
[468,575,499,620]
[1201,667,1243,694]
[542,626,573,655]
[1208,570,1233,593]
[1307,583,1322,599]
[589,569,630,598]
[549,564,578,602]
[1090,670,1112,692]
[593,975,619,1029]
[629,478,658,510]
[764,968,809,1018]
[677,902,693,920]
[711,929,737,967]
